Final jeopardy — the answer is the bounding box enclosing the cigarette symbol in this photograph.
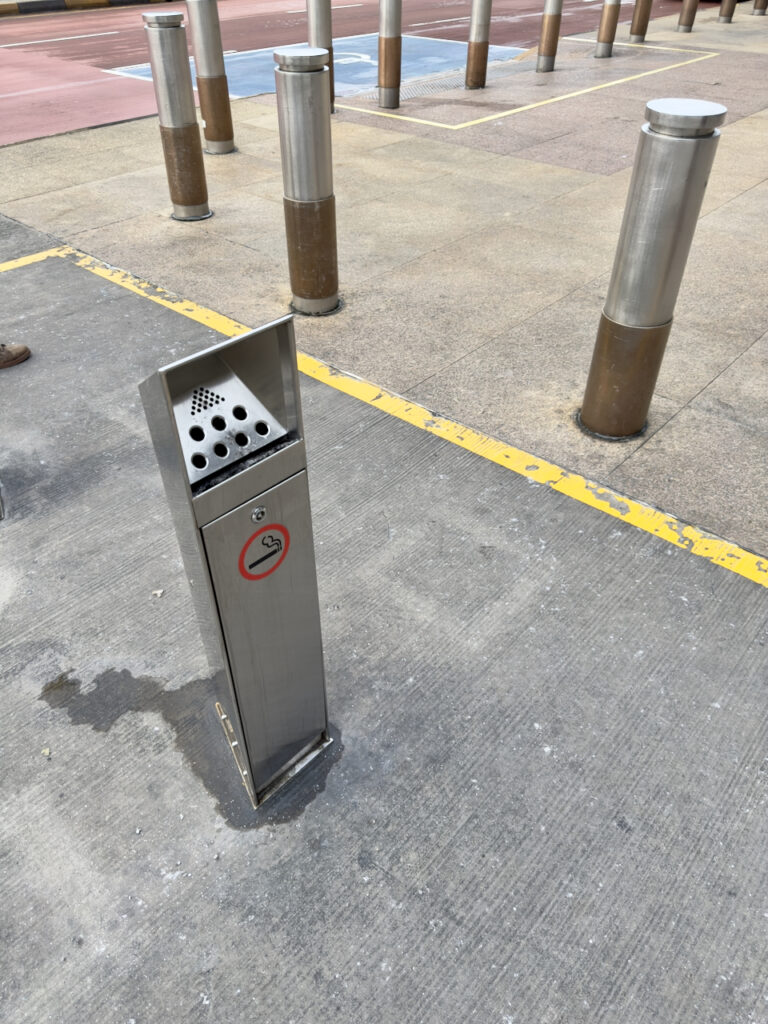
[248,534,283,570]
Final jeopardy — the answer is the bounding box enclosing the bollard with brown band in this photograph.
[595,0,621,57]
[186,0,234,154]
[629,0,653,42]
[677,0,699,31]
[274,46,339,316]
[379,0,402,108]
[466,0,493,89]
[753,0,766,13]
[537,0,563,73]
[143,11,211,220]
[307,0,336,114]
[718,0,737,21]
[580,99,726,439]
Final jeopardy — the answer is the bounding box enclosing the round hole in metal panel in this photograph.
[255,421,270,436]
[213,442,228,459]
[211,415,226,431]
[191,453,207,470]
[189,425,205,442]
[235,432,249,447]
[232,405,248,421]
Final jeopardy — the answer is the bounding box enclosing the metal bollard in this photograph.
[629,0,653,42]
[466,0,493,89]
[595,0,621,57]
[307,0,335,113]
[379,0,402,108]
[718,0,737,20]
[677,0,699,31]
[143,11,211,221]
[537,0,563,73]
[275,46,339,316]
[753,0,766,14]
[186,0,234,154]
[580,98,727,439]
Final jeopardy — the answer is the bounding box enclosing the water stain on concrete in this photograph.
[40,668,342,830]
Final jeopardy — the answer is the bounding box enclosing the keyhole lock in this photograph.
[251,506,267,523]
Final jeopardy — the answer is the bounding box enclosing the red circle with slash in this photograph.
[238,524,290,581]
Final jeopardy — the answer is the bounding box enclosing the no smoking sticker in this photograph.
[238,523,290,581]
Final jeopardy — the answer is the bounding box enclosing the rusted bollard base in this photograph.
[159,123,211,220]
[378,35,402,108]
[579,313,672,439]
[466,40,490,88]
[284,196,339,315]
[537,13,561,72]
[595,4,620,57]
[197,75,235,153]
[629,0,653,42]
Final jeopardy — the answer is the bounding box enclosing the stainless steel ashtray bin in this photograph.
[140,315,330,807]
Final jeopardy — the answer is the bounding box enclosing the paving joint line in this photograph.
[2,245,765,587]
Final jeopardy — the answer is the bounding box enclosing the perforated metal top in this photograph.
[172,365,288,488]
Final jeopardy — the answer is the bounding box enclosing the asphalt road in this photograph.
[0,0,692,144]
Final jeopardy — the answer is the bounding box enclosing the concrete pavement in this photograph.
[1,9,767,1023]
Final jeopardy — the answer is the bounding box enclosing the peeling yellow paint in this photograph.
[297,351,768,589]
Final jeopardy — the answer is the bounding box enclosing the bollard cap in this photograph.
[645,98,727,137]
[143,11,184,27]
[273,45,329,72]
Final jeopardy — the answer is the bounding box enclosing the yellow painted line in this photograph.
[5,246,766,587]
[337,47,719,131]
[0,247,70,273]
[67,250,251,336]
[297,352,768,588]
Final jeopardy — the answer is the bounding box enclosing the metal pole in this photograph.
[274,46,339,316]
[580,98,727,439]
[718,0,737,20]
[143,11,211,221]
[379,0,402,108]
[186,0,234,154]
[753,0,766,14]
[677,0,699,31]
[537,0,563,73]
[307,0,335,113]
[629,0,653,42]
[466,0,492,89]
[595,0,621,57]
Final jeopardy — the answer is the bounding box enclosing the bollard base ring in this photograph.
[291,294,343,316]
[378,86,400,109]
[574,409,647,442]
[629,33,646,42]
[204,140,236,155]
[677,24,693,31]
[594,42,614,58]
[536,55,556,73]
[172,204,213,221]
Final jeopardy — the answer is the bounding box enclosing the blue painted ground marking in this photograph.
[112,33,525,98]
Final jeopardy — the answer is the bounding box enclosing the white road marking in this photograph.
[0,31,119,48]
[0,78,108,98]
[409,17,470,26]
